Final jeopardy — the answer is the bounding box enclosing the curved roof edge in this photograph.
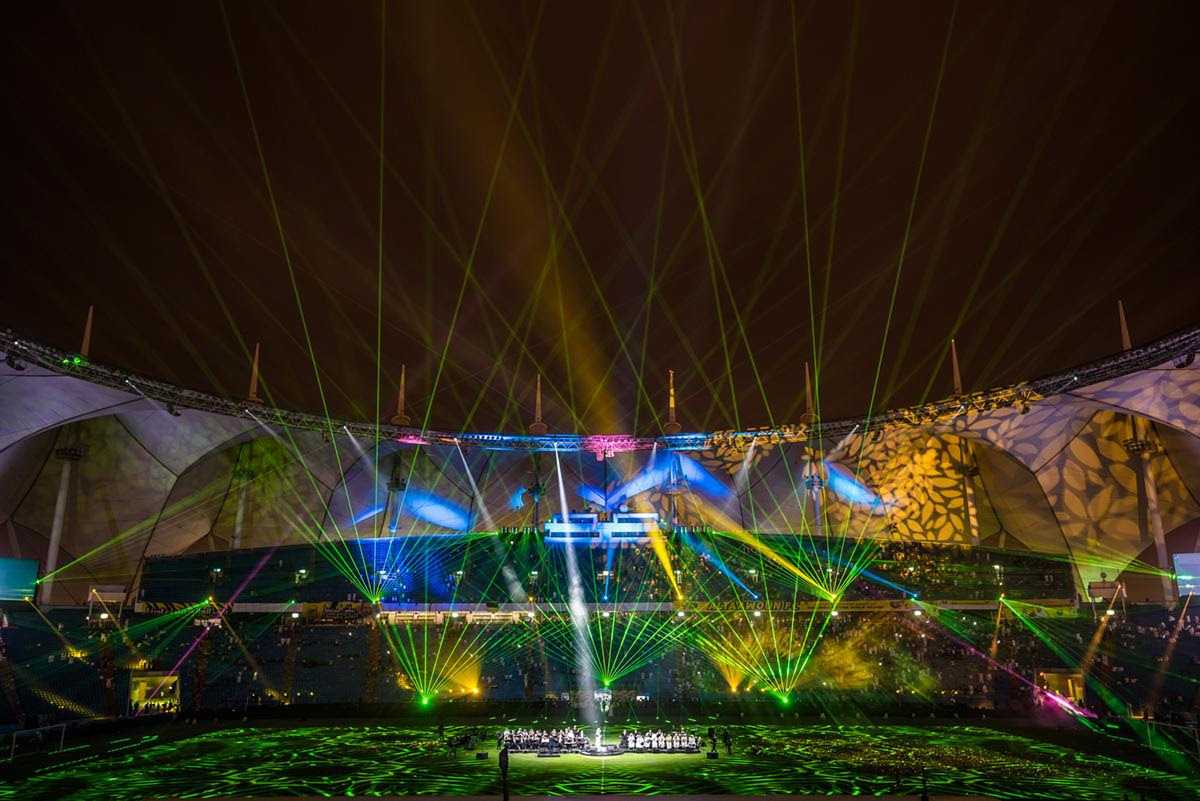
[2,324,1197,455]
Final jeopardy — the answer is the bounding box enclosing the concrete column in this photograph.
[5,518,21,559]
[1126,416,1174,603]
[959,441,980,546]
[229,465,254,551]
[231,479,250,551]
[1141,455,1175,602]
[1115,303,1172,600]
[805,462,824,538]
[39,445,84,607]
[948,341,978,545]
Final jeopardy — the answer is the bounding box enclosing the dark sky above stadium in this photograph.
[3,1,1198,433]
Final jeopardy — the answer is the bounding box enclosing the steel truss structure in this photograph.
[2,324,1197,454]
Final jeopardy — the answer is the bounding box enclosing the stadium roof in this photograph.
[2,323,1198,603]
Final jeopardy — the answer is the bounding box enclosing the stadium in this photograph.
[2,3,1199,801]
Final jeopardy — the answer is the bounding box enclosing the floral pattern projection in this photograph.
[688,358,1200,595]
[815,365,1200,590]
[947,397,1101,555]
[823,426,980,544]
[1032,416,1199,588]
[1043,360,1200,585]
[645,425,985,543]
[1074,359,1200,439]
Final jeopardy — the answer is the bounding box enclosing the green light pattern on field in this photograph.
[1,723,1192,800]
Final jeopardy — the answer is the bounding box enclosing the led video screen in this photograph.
[1172,552,1200,596]
[0,557,38,601]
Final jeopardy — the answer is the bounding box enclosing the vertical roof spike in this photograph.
[803,361,815,422]
[247,342,262,403]
[668,369,677,423]
[1118,300,1132,351]
[664,369,681,434]
[399,364,406,416]
[529,374,548,435]
[1117,301,1142,444]
[950,338,964,395]
[390,364,411,426]
[80,305,94,358]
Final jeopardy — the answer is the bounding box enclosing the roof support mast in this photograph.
[1119,302,1174,603]
[950,339,981,547]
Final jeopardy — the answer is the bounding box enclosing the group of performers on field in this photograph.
[500,727,588,753]
[497,726,700,754]
[620,729,700,752]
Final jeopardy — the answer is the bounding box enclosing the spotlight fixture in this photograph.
[4,351,25,370]
[1173,352,1196,369]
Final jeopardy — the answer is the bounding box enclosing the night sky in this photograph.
[3,1,1198,433]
